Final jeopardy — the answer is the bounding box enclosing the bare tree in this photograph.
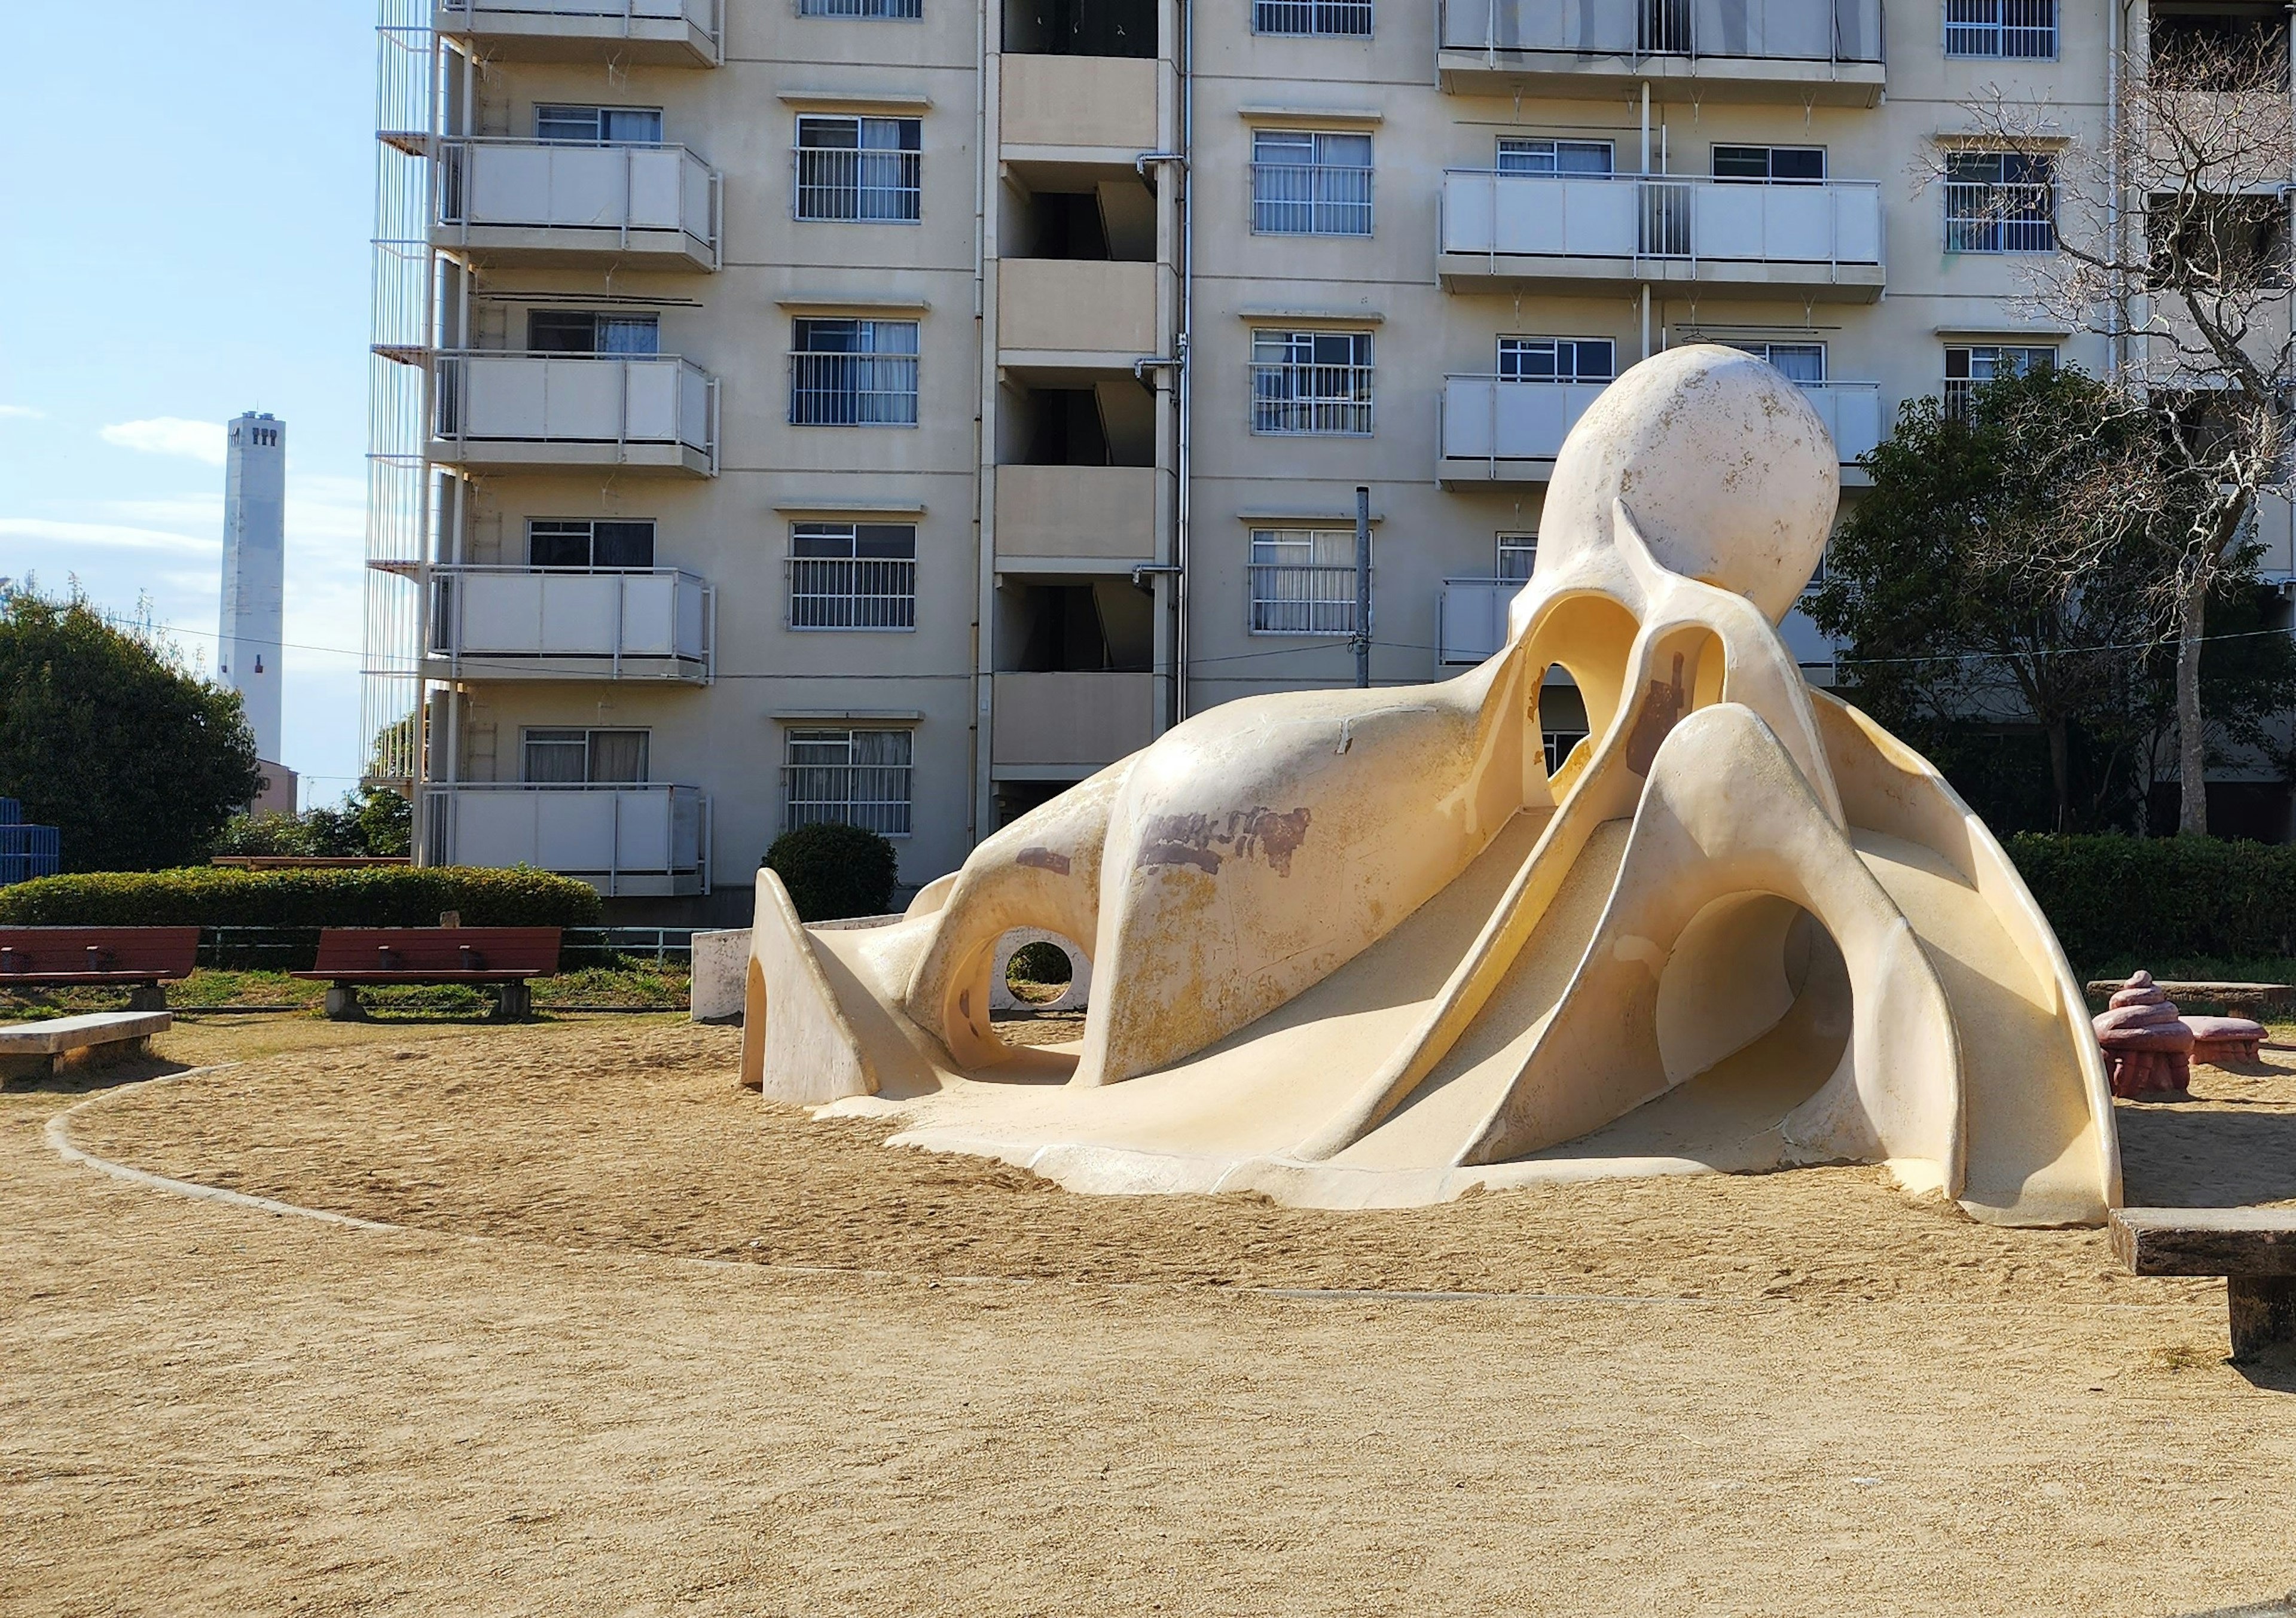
[1945,26,2296,835]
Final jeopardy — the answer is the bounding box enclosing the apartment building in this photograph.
[362,0,2296,918]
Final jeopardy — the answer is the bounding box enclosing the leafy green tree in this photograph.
[0,587,261,871]
[215,785,414,859]
[1808,365,2296,833]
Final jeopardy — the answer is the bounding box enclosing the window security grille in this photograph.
[1641,0,1690,51]
[1944,152,2056,252]
[1497,534,1538,581]
[1712,145,1827,182]
[794,116,923,222]
[1497,138,1614,175]
[1251,130,1374,236]
[799,0,921,16]
[783,729,914,835]
[1943,344,2057,418]
[1945,0,2055,58]
[1497,337,1615,383]
[1249,529,1363,636]
[535,105,664,144]
[523,728,651,784]
[1253,0,1372,35]
[529,518,658,569]
[1543,729,1589,776]
[790,319,921,426]
[1250,329,1374,435]
[789,523,919,629]
[1729,341,1826,383]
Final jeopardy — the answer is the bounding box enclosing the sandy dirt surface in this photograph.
[6,1012,2295,1616]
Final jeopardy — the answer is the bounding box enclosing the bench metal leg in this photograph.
[2228,1277,2296,1360]
[491,982,533,1022]
[323,984,365,1022]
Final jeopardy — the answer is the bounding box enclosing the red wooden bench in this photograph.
[292,927,561,1021]
[0,927,201,1011]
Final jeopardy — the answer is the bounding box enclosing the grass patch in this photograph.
[0,957,689,1022]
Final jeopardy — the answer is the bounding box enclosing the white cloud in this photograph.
[100,416,227,466]
[0,517,218,555]
[0,405,42,420]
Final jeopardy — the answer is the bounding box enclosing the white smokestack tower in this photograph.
[218,411,286,765]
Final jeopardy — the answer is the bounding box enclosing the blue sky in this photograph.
[1,4,376,806]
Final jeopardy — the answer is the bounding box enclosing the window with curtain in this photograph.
[535,105,664,144]
[521,728,650,783]
[1251,130,1374,236]
[527,519,658,569]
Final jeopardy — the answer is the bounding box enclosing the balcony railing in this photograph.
[1437,576,1519,665]
[428,566,714,679]
[1441,170,1883,275]
[432,352,719,472]
[433,0,723,65]
[1440,376,1880,476]
[422,783,711,897]
[1437,0,1882,62]
[434,139,720,268]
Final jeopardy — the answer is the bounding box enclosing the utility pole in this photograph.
[1353,485,1372,689]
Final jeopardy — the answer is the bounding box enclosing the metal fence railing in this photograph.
[183,927,700,973]
[788,556,918,628]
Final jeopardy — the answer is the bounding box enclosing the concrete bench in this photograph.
[2111,1207,2296,1360]
[0,1011,172,1081]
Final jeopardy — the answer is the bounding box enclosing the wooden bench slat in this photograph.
[0,927,201,984]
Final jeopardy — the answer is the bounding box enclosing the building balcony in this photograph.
[1436,0,1882,105]
[994,465,1163,568]
[991,671,1157,773]
[432,141,720,271]
[1439,171,1884,300]
[999,55,1158,158]
[433,0,723,66]
[1437,576,1520,666]
[997,260,1161,368]
[1439,376,1879,483]
[430,353,718,477]
[422,783,711,897]
[426,567,714,683]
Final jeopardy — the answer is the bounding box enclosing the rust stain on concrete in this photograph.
[1016,847,1073,876]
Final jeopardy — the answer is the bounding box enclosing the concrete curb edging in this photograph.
[44,1066,405,1235]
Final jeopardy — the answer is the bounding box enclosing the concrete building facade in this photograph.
[365,0,2296,917]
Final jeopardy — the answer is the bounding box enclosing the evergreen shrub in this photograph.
[2004,833,2296,966]
[0,865,602,929]
[765,823,899,923]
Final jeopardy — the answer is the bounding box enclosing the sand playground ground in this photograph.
[5,1010,2294,1616]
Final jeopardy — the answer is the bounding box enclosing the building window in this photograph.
[1497,337,1614,383]
[1497,534,1538,581]
[1729,341,1827,383]
[535,105,664,144]
[1496,138,1614,175]
[799,0,921,17]
[1251,130,1373,236]
[527,311,661,355]
[1943,344,2057,417]
[790,318,921,426]
[522,728,650,784]
[1944,0,2055,59]
[1944,151,2056,253]
[1712,145,1826,182]
[529,518,658,569]
[789,523,919,630]
[1249,529,1362,636]
[783,729,914,835]
[793,115,923,223]
[1250,329,1374,435]
[1253,0,1372,36]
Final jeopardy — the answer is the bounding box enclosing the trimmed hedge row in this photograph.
[0,866,602,929]
[2004,833,2296,967]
